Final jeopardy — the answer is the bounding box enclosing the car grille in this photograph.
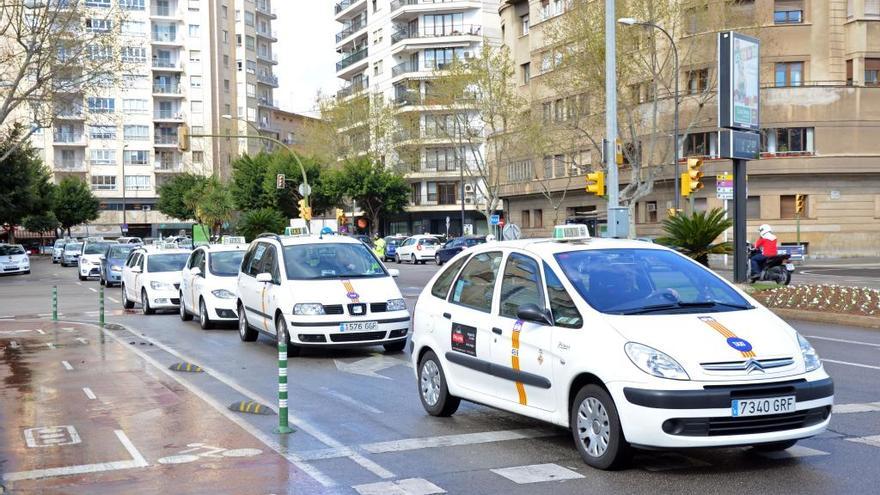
[324,304,344,315]
[662,406,831,436]
[329,331,386,343]
[347,303,367,315]
[173,283,180,290]
[370,302,388,313]
[701,357,794,373]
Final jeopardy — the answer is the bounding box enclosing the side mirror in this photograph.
[256,272,272,283]
[516,303,553,326]
[190,266,201,276]
[387,268,400,278]
[131,266,142,274]
[99,255,106,260]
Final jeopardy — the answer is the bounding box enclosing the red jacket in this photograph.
[755,237,778,256]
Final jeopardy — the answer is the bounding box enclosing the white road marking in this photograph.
[0,329,32,335]
[61,327,74,331]
[334,353,412,379]
[23,426,81,448]
[847,435,880,448]
[9,340,19,349]
[3,430,147,482]
[101,325,336,487]
[61,361,74,371]
[491,463,584,484]
[83,387,97,400]
[756,445,829,459]
[319,387,383,414]
[76,282,82,286]
[108,296,120,303]
[45,342,55,349]
[76,337,88,344]
[806,335,880,348]
[834,402,880,414]
[89,287,97,293]
[35,328,46,335]
[823,359,880,371]
[353,478,446,495]
[362,428,557,455]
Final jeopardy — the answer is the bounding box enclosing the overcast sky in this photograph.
[274,2,338,117]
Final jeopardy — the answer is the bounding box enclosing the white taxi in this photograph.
[410,228,833,470]
[78,239,117,281]
[236,233,409,355]
[394,234,441,264]
[179,244,247,329]
[120,246,191,314]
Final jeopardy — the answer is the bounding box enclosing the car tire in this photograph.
[141,289,155,315]
[276,316,300,357]
[395,254,401,264]
[121,284,135,309]
[570,384,631,470]
[238,303,258,342]
[199,298,213,330]
[417,350,460,417]
[24,270,30,274]
[179,292,192,321]
[78,274,86,281]
[750,439,798,452]
[435,254,442,265]
[411,254,417,265]
[384,341,406,353]
[783,270,792,286]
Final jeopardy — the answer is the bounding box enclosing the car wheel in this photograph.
[396,254,401,264]
[276,316,300,357]
[784,270,792,286]
[78,274,86,281]
[417,350,460,417]
[122,284,135,309]
[199,298,213,330]
[570,384,630,470]
[24,270,30,274]
[435,254,442,265]
[141,289,155,315]
[238,303,258,342]
[411,254,417,265]
[179,292,192,321]
[750,439,798,452]
[384,341,406,353]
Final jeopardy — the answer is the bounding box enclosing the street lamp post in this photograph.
[618,18,681,211]
[121,144,128,232]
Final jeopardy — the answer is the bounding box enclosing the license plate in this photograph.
[731,396,796,417]
[339,321,378,332]
[785,263,795,271]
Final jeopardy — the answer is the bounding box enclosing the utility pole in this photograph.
[605,0,619,238]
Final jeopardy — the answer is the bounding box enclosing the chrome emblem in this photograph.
[744,359,766,374]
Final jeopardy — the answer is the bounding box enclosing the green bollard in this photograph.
[52,285,58,321]
[99,285,105,328]
[275,325,294,435]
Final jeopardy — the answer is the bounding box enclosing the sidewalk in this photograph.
[0,320,327,494]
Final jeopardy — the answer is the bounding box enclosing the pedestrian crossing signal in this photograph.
[585,171,605,196]
[276,174,286,189]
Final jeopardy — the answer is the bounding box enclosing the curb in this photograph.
[770,308,880,329]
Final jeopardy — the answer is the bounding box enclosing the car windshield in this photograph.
[54,240,66,248]
[0,245,25,255]
[283,242,386,279]
[107,245,135,259]
[147,253,190,273]
[385,237,404,246]
[84,242,115,255]
[210,250,245,277]
[554,248,752,315]
[64,243,82,252]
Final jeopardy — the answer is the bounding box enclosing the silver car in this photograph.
[61,242,83,267]
[52,239,67,264]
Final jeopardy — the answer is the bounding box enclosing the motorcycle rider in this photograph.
[751,224,778,281]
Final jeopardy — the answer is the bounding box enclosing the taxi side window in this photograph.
[137,254,145,271]
[430,256,468,299]
[543,262,583,328]
[197,251,207,275]
[125,252,138,268]
[245,243,267,277]
[450,251,503,313]
[499,253,544,319]
[188,250,204,272]
[257,245,280,284]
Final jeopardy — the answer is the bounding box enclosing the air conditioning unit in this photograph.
[464,197,474,204]
[646,203,656,212]
[463,51,473,59]
[464,184,474,193]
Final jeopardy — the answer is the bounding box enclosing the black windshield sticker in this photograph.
[451,323,477,356]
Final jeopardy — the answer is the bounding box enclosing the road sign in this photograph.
[298,183,311,197]
[445,216,450,229]
[489,214,500,225]
[716,173,734,200]
[121,223,128,233]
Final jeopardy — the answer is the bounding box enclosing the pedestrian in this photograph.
[373,233,386,259]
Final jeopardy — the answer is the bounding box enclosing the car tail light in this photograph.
[416,244,422,251]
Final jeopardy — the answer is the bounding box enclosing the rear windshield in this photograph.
[54,240,66,247]
[384,237,405,246]
[464,238,485,247]
[64,243,83,252]
[84,242,115,255]
[107,245,135,259]
[210,250,245,277]
[0,245,25,255]
[147,253,190,273]
[283,243,386,280]
[419,238,440,246]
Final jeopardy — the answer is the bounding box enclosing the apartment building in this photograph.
[334,0,502,236]
[496,0,880,256]
[30,0,278,238]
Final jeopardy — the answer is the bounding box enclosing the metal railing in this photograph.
[335,0,363,14]
[56,161,85,171]
[152,6,173,16]
[154,135,178,145]
[258,96,279,108]
[256,29,278,40]
[151,30,179,42]
[336,17,368,42]
[391,0,462,12]
[155,161,182,172]
[256,72,279,86]
[152,59,179,69]
[392,60,418,77]
[336,77,369,98]
[255,3,277,18]
[759,80,880,88]
[391,24,481,43]
[53,132,84,143]
[257,51,278,63]
[153,84,182,94]
[336,47,368,72]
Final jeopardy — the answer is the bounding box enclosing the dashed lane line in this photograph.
[61,361,74,371]
[319,387,383,414]
[35,329,46,335]
[107,296,120,303]
[83,387,97,400]
[88,287,97,293]
[806,335,880,348]
[823,359,880,371]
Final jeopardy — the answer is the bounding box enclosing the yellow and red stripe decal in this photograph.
[511,320,528,405]
[699,316,756,358]
[341,280,360,303]
[260,285,269,331]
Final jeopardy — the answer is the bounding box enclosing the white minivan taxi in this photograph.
[410,233,833,470]
[236,234,409,355]
[179,243,247,329]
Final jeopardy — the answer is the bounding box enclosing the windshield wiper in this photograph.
[618,300,753,315]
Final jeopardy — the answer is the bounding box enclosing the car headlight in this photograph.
[624,342,690,381]
[797,333,821,372]
[110,265,122,272]
[293,303,325,315]
[386,298,407,311]
[211,289,236,299]
[150,281,174,290]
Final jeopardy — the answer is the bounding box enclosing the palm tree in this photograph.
[656,208,733,266]
[236,208,287,241]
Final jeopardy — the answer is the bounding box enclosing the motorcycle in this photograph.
[748,246,794,285]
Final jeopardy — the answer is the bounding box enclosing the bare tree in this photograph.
[0,0,131,160]
[303,90,396,164]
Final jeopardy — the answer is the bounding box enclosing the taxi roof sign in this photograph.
[553,224,591,241]
[221,235,246,245]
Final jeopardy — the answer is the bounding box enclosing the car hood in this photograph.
[3,254,27,263]
[147,271,183,285]
[284,276,402,304]
[605,308,804,381]
[107,257,128,266]
[81,254,103,263]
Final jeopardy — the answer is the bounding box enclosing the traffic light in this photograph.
[297,198,312,221]
[276,173,286,189]
[335,208,344,222]
[177,124,189,152]
[681,158,704,196]
[585,171,605,196]
[795,194,806,215]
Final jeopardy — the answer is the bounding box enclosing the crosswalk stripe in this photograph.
[353,478,445,495]
[847,435,880,448]
[491,463,584,484]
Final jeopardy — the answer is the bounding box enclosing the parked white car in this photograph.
[78,240,117,281]
[120,246,191,314]
[52,239,67,264]
[0,244,30,275]
[394,235,441,264]
[236,234,409,355]
[179,244,247,329]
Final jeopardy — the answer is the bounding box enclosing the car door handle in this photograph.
[442,312,451,319]
[492,327,503,335]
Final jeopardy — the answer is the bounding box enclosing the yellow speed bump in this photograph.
[169,362,204,373]
[228,400,274,415]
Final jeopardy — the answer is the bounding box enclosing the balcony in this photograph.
[55,161,86,172]
[54,109,85,120]
[150,5,179,17]
[152,83,184,96]
[152,59,182,71]
[155,161,183,173]
[257,51,278,64]
[256,72,279,87]
[258,119,279,132]
[390,0,474,20]
[53,132,85,145]
[255,3,277,18]
[256,28,278,41]
[391,24,481,44]
[336,18,367,43]
[257,96,279,109]
[335,0,366,15]
[392,61,418,77]
[336,76,369,99]
[151,30,181,44]
[154,110,184,120]
[154,135,178,146]
[336,47,368,72]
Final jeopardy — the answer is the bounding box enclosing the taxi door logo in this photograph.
[451,323,476,356]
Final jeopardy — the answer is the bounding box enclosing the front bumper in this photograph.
[610,374,834,448]
[2,264,29,274]
[285,312,411,346]
[105,269,122,283]
[80,264,101,277]
[203,294,238,321]
[146,288,181,308]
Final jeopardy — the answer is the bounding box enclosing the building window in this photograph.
[124,150,149,165]
[246,60,256,74]
[520,14,529,35]
[543,156,553,179]
[89,125,116,139]
[425,47,463,69]
[410,183,421,205]
[542,101,551,122]
[775,62,803,87]
[122,99,148,114]
[521,210,531,229]
[87,97,114,113]
[686,68,709,94]
[86,44,112,61]
[521,62,530,84]
[191,100,203,113]
[121,21,146,35]
[189,50,201,63]
[374,60,383,76]
[761,127,813,153]
[426,182,438,202]
[245,35,255,50]
[89,149,115,166]
[747,196,761,219]
[121,46,147,63]
[90,175,116,191]
[553,154,566,178]
[123,125,149,140]
[246,83,256,97]
[438,182,457,205]
[540,0,565,20]
[244,11,254,26]
[553,98,564,121]
[533,209,543,228]
[188,24,200,37]
[867,0,880,16]
[124,175,151,191]
[120,0,145,10]
[222,30,229,43]
[86,18,112,32]
[190,75,202,88]
[508,159,533,183]
[192,151,204,164]
[646,201,658,223]
[774,1,804,24]
[866,58,880,86]
[683,132,713,157]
